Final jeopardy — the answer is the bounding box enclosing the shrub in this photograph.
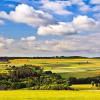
[11,82,26,89]
[32,84,69,90]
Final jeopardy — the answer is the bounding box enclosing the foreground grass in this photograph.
[0,90,100,100]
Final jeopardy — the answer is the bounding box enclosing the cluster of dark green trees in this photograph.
[0,65,71,90]
[68,76,100,85]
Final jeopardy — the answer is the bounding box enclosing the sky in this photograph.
[0,0,100,57]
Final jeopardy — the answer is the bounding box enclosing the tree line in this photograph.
[68,76,100,86]
[0,56,89,61]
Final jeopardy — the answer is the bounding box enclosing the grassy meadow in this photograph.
[0,58,100,78]
[0,58,100,100]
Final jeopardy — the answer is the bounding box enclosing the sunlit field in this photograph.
[0,89,100,100]
[0,58,100,78]
[0,0,100,99]
[71,84,100,90]
[0,59,100,100]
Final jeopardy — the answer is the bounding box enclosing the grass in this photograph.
[0,58,100,78]
[60,70,100,78]
[0,84,99,100]
[0,90,100,100]
[0,59,100,100]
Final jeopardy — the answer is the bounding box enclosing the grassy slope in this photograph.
[60,70,100,78]
[0,90,100,100]
[0,58,100,78]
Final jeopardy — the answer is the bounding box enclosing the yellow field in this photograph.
[8,58,100,75]
[9,58,100,70]
[0,90,100,100]
[0,84,99,100]
[9,58,100,67]
[0,58,100,78]
[71,84,100,90]
[9,58,100,66]
[0,59,100,100]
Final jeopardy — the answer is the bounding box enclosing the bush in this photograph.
[11,82,26,89]
[32,84,69,90]
[0,80,12,90]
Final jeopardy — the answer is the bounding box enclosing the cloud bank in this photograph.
[0,1,99,57]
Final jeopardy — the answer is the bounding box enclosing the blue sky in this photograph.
[0,0,100,57]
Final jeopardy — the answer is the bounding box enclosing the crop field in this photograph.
[0,58,100,78]
[71,84,100,90]
[0,89,100,100]
[0,59,100,100]
[0,84,99,100]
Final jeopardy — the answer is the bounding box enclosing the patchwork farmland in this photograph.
[0,57,100,78]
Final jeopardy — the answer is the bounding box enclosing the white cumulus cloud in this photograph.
[0,4,54,27]
[38,15,99,36]
[37,22,76,36]
[72,15,98,33]
[41,0,72,15]
[0,37,14,48]
[21,36,36,41]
